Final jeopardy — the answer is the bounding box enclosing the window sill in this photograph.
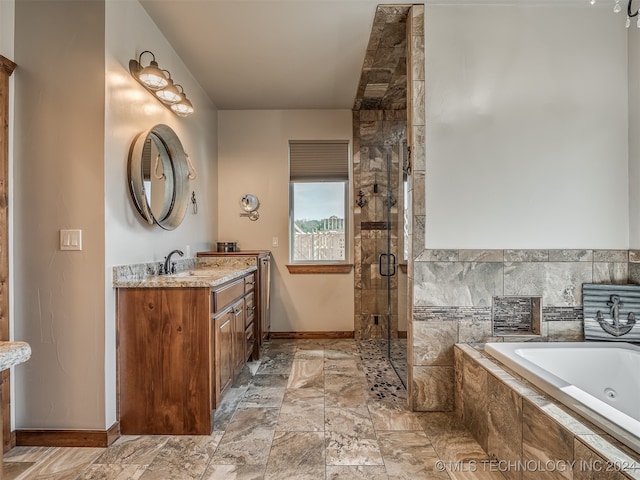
[286,264,353,274]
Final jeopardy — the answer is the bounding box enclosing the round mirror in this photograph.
[128,124,190,230]
[240,194,260,212]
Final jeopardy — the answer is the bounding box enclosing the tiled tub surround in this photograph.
[454,343,640,480]
[410,249,636,412]
[484,342,640,455]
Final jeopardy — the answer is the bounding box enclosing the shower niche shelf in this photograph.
[492,296,542,336]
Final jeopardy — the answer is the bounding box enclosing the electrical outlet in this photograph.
[272,237,279,247]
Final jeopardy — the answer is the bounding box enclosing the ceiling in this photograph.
[139,0,416,110]
[139,0,595,111]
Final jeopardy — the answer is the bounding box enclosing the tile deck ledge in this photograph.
[0,341,31,371]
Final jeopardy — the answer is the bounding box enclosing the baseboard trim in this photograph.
[16,422,120,448]
[269,331,355,339]
[4,430,16,453]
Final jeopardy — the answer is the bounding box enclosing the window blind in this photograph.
[289,140,349,181]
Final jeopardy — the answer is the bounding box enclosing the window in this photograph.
[289,140,349,263]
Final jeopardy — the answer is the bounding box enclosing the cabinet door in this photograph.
[119,287,210,435]
[215,309,234,406]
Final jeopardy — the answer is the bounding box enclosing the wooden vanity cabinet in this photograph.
[117,271,256,435]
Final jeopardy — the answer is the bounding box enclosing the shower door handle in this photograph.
[379,253,396,277]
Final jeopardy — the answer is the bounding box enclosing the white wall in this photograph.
[217,110,354,332]
[1,0,16,432]
[629,25,640,248]
[0,0,14,59]
[13,0,106,429]
[104,0,217,427]
[12,0,217,430]
[424,5,629,249]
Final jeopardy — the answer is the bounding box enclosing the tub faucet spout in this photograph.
[164,249,184,274]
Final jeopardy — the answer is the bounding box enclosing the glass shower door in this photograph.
[380,143,407,387]
[388,142,408,387]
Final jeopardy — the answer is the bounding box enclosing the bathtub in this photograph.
[484,342,640,456]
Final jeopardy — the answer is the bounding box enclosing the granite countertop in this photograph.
[113,265,257,289]
[0,341,31,371]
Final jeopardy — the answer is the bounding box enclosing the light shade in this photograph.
[170,85,194,117]
[171,96,194,117]
[136,51,167,90]
[139,61,167,90]
[156,74,181,104]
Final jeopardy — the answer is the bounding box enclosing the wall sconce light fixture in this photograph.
[240,194,260,221]
[129,50,194,117]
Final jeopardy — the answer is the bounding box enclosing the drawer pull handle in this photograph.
[246,281,255,286]
[247,306,256,312]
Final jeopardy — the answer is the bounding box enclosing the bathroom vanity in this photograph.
[197,250,271,356]
[115,265,257,435]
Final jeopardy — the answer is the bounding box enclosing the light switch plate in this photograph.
[60,229,82,251]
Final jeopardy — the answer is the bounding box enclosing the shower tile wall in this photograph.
[410,248,632,412]
[353,5,410,340]
[353,112,404,340]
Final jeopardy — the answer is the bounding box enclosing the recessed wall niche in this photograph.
[492,296,542,336]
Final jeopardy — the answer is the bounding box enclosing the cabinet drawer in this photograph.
[244,273,256,292]
[212,279,244,313]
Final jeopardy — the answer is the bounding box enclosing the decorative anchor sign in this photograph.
[595,295,636,337]
[583,284,640,342]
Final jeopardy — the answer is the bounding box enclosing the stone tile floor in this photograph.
[4,339,504,479]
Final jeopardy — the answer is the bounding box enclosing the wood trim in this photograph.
[7,430,15,452]
[16,422,120,448]
[0,55,15,456]
[286,264,353,274]
[0,56,16,76]
[197,250,271,257]
[2,370,10,452]
[269,331,354,340]
[106,422,120,446]
[399,263,407,274]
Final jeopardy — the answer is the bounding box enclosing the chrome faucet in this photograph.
[163,249,184,274]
